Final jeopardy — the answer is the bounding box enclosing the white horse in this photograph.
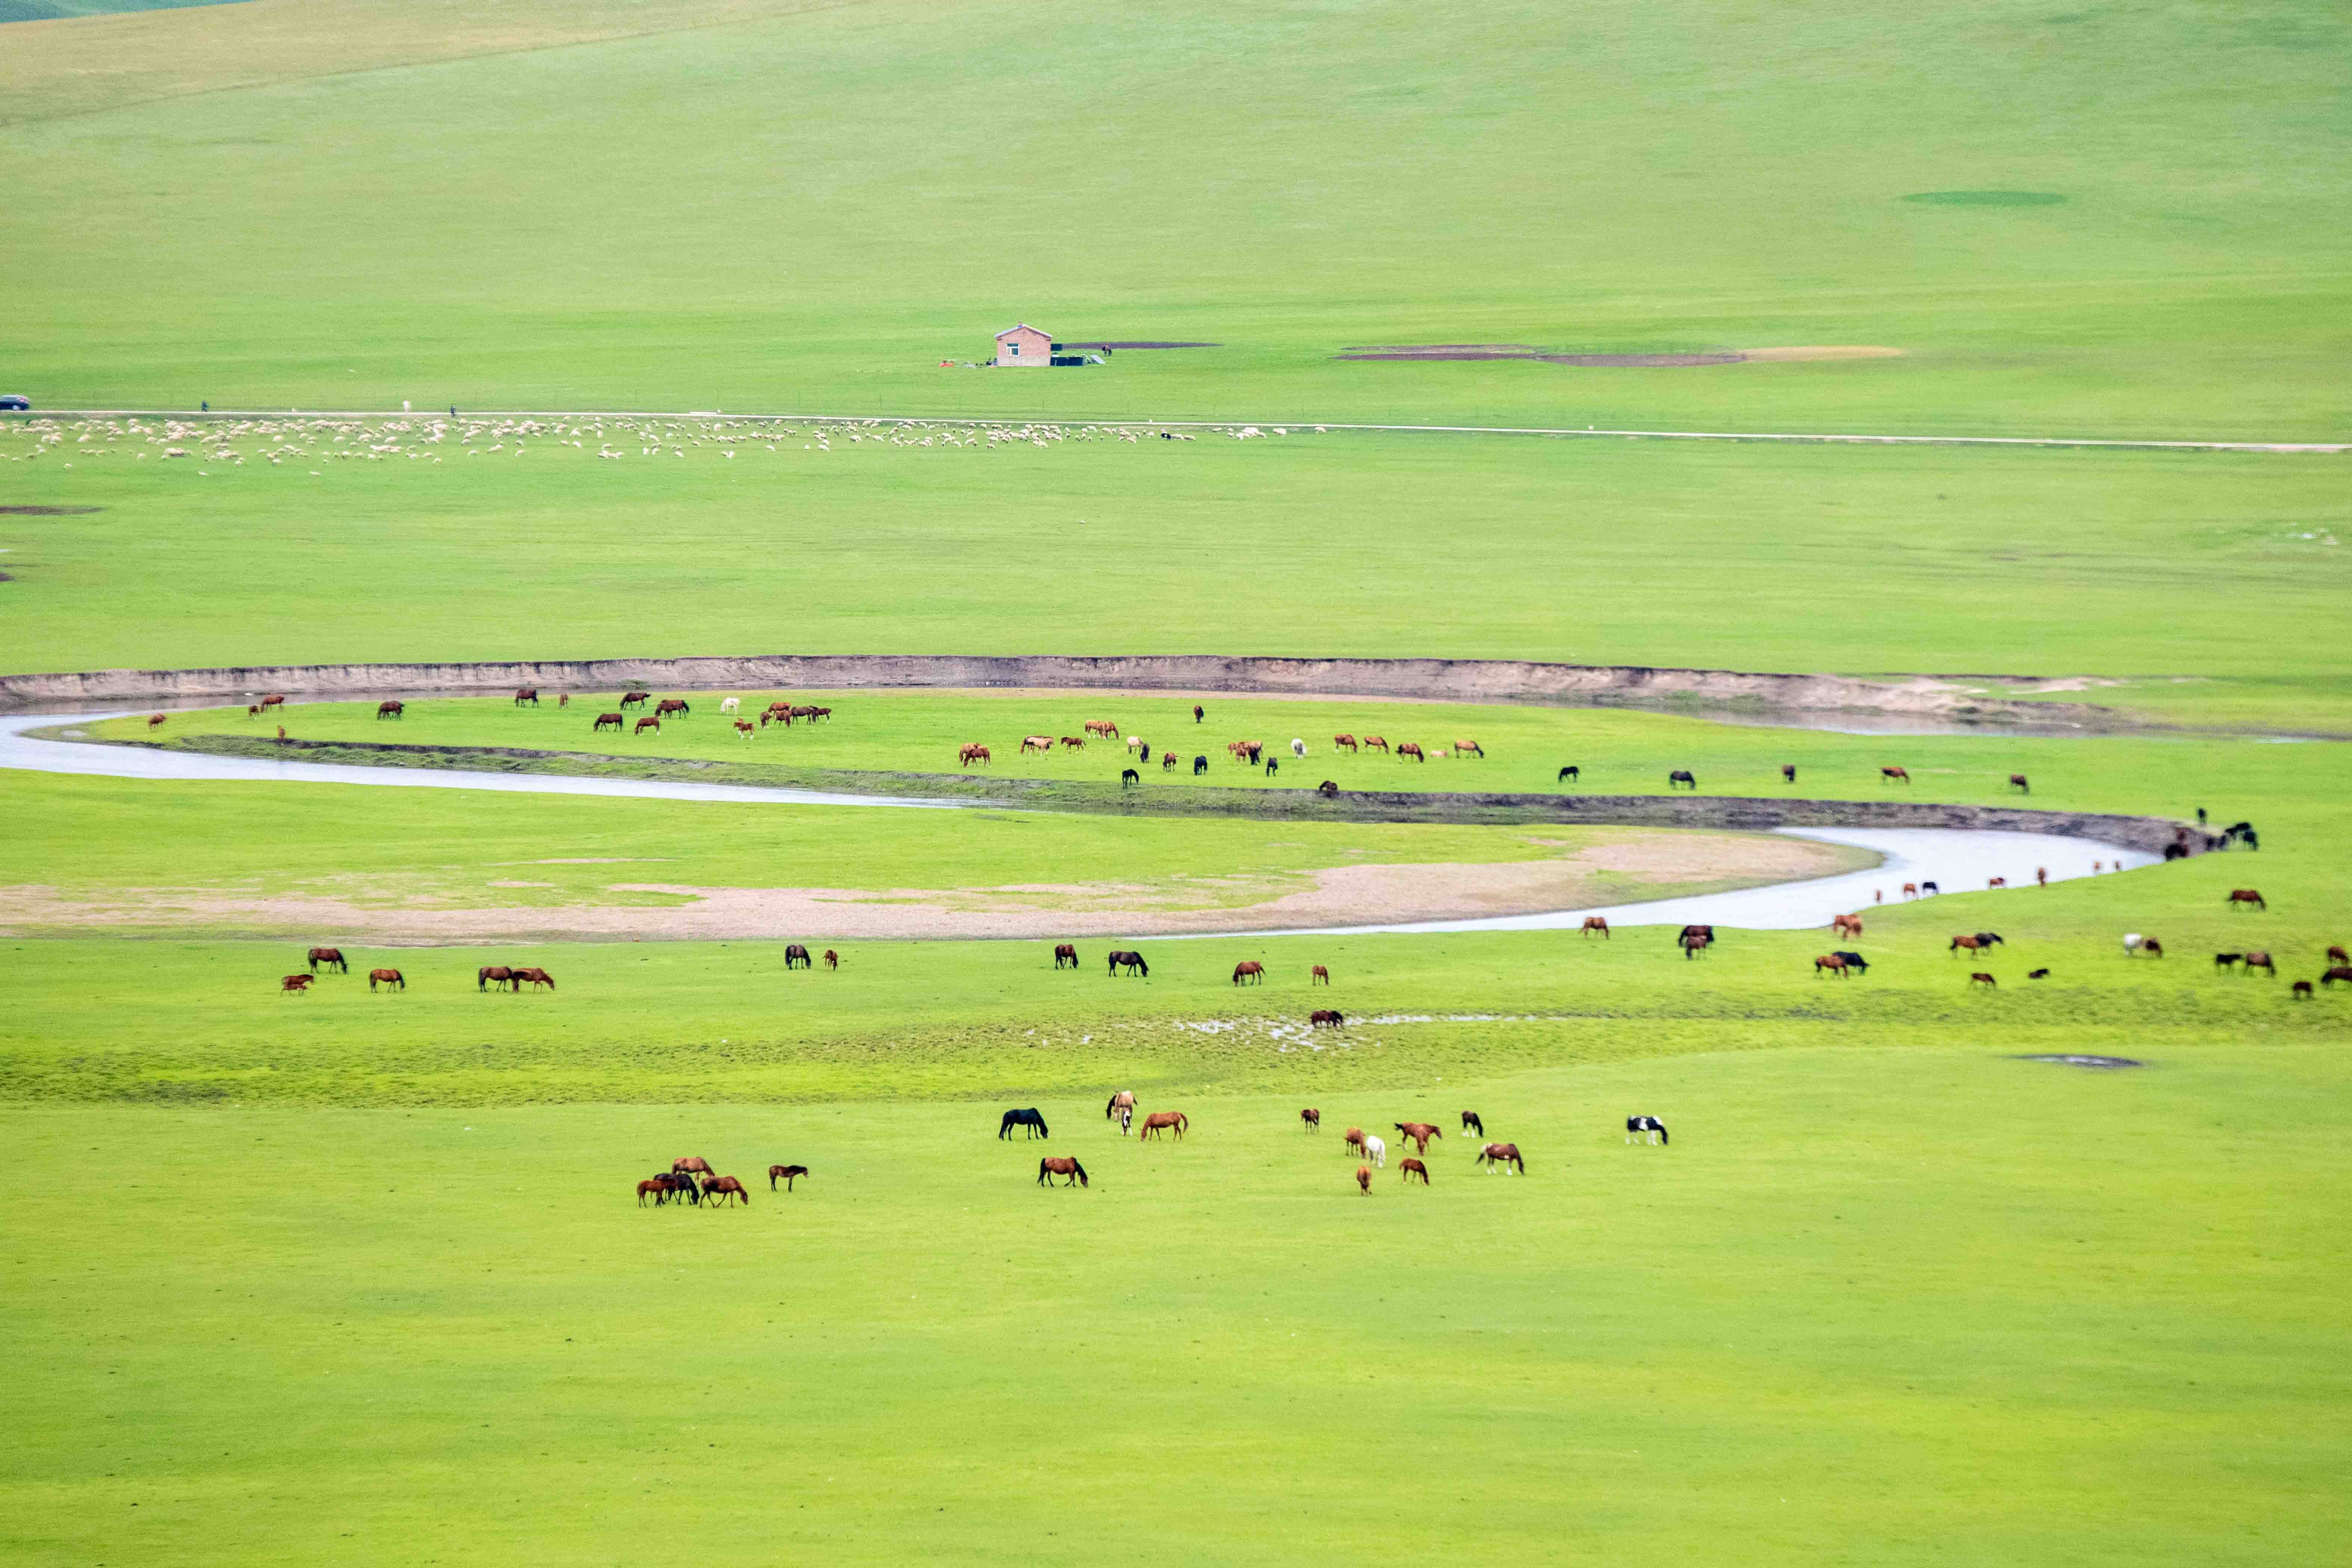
[718,697,740,715]
[1363,1134,1385,1169]
[1289,738,1306,758]
[2123,932,2145,955]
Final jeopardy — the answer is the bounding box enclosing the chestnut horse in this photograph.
[477,965,518,992]
[2242,951,2276,976]
[593,712,623,732]
[655,699,689,718]
[367,968,404,992]
[1138,1111,1188,1140]
[307,946,348,974]
[959,743,990,767]
[1814,954,1852,978]
[824,950,839,970]
[1312,964,1331,984]
[1055,943,1079,969]
[1582,917,1609,939]
[1334,734,1358,752]
[1453,739,1484,758]
[1020,735,1053,754]
[1950,933,2003,955]
[512,967,555,991]
[633,716,660,735]
[1969,972,1998,988]
[1309,1009,1343,1028]
[1881,766,1911,785]
[618,691,649,709]
[1038,1157,1089,1187]
[1085,720,1120,740]
[673,1156,713,1179]
[1397,742,1425,761]
[280,973,313,994]
[258,693,287,711]
[1300,1108,1321,1130]
[1356,1164,1372,1195]
[1393,1122,1441,1154]
[146,712,169,730]
[2228,888,2266,911]
[1399,1158,1430,1185]
[1232,960,1265,985]
[1476,1142,1525,1174]
[515,687,538,706]
[701,1176,750,1207]
[1361,736,1389,753]
[2291,980,2314,998]
[2010,773,2030,794]
[376,700,403,720]
[1831,914,1863,938]
[769,1164,809,1191]
[1782,764,1796,782]
[733,720,754,738]
[1342,1126,1368,1157]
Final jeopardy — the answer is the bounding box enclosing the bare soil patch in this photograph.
[0,505,102,515]
[1737,346,1904,362]
[0,829,1850,942]
[1336,347,1743,367]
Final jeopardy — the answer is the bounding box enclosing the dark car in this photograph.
[0,395,30,412]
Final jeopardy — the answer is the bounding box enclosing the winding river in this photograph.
[0,709,2158,932]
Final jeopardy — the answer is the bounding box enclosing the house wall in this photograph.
[995,326,1050,367]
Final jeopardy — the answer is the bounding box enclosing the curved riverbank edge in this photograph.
[98,733,2211,855]
[0,652,2111,727]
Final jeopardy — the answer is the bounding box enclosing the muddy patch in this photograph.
[0,505,102,515]
[1737,346,1904,362]
[2018,1054,2144,1069]
[1336,347,1744,367]
[1064,341,1220,349]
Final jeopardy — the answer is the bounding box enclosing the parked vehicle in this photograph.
[0,395,30,412]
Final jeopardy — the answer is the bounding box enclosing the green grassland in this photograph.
[6,1045,2347,1568]
[7,428,2350,728]
[3,0,2348,439]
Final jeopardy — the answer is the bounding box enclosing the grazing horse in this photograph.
[512,966,557,992]
[633,716,660,735]
[2123,934,2160,958]
[654,699,690,719]
[1969,971,1998,988]
[2322,966,2352,988]
[1557,765,1580,783]
[619,691,650,709]
[1232,960,1265,985]
[1057,735,1087,751]
[998,1108,1050,1140]
[1814,953,1852,977]
[2242,951,2276,976]
[1833,951,1870,974]
[1582,917,1610,939]
[1678,924,1714,959]
[593,711,623,732]
[307,946,349,974]
[1317,779,1339,796]
[1194,705,1205,723]
[1397,742,1425,761]
[515,688,539,706]
[2036,866,2048,887]
[1300,1108,1321,1130]
[1138,1111,1188,1141]
[1289,738,1306,758]
[1107,950,1148,977]
[1020,735,1053,754]
[1399,1158,1430,1185]
[784,944,812,969]
[2027,968,2050,980]
[718,697,739,715]
[2292,979,2314,998]
[701,1176,750,1207]
[1901,882,1919,900]
[1055,943,1080,969]
[477,965,518,992]
[1454,739,1484,758]
[1393,1122,1441,1154]
[959,743,990,767]
[258,693,287,711]
[1309,1008,1343,1028]
[1121,768,1140,788]
[1626,1115,1668,1145]
[2010,773,2030,794]
[1920,881,1940,896]
[1192,755,1209,775]
[636,1179,667,1206]
[1342,1127,1368,1157]
[1460,1111,1484,1137]
[1038,1156,1089,1187]
[1311,964,1331,984]
[1950,932,2003,956]
[1334,734,1358,752]
[1880,766,1911,785]
[1831,914,1863,938]
[673,1156,713,1179]
[1163,751,1179,770]
[376,700,403,720]
[367,967,404,992]
[1781,764,1796,782]
[818,947,839,971]
[1988,877,2007,889]
[280,974,313,994]
[246,705,261,718]
[2330,945,2350,966]
[2228,888,2266,911]
[558,693,569,708]
[1362,1134,1385,1168]
[1085,720,1121,740]
[1362,736,1389,753]
[1263,757,1279,777]
[1477,1142,1525,1174]
[769,1164,809,1191]
[2214,951,2243,970]
[1667,769,1696,790]
[1356,1164,1372,1196]
[1106,1089,1136,1126]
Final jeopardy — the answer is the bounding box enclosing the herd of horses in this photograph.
[636,1155,810,1208]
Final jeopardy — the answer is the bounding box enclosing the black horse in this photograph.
[1833,950,1869,974]
[1107,950,1149,977]
[1264,757,1278,776]
[1121,768,1140,787]
[1557,765,1579,783]
[999,1107,1049,1140]
[784,943,812,969]
[1460,1111,1484,1137]
[1668,769,1696,790]
[1192,755,1208,776]
[1626,1115,1668,1145]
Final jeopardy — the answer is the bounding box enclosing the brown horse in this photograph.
[1361,735,1389,753]
[1054,943,1079,969]
[1969,971,1998,988]
[1781,763,1796,782]
[633,716,660,735]
[512,967,555,991]
[1987,877,2007,889]
[279,973,313,994]
[1814,954,1851,977]
[618,691,650,709]
[1058,735,1086,751]
[258,694,286,710]
[146,712,168,730]
[246,705,261,718]
[1334,734,1358,752]
[1164,751,1180,771]
[1453,739,1484,758]
[514,687,538,706]
[1315,779,1339,797]
[823,949,839,970]
[784,943,812,969]
[671,1158,713,1182]
[1020,735,1053,754]
[1309,1009,1343,1028]
[477,965,518,992]
[1678,924,1714,959]
[367,967,404,992]
[1950,933,2003,955]
[2323,966,2352,987]
[2036,866,2048,887]
[702,1176,750,1207]
[733,720,755,738]
[2291,980,2314,998]
[1106,1090,1136,1127]
[376,700,404,720]
[1038,1156,1089,1187]
[593,712,623,732]
[1232,960,1265,985]
[636,1179,667,1206]
[1831,914,1863,938]
[2328,944,2351,965]
[557,693,569,708]
[307,946,349,974]
[1342,1127,1368,1157]
[1582,917,1610,939]
[655,699,690,718]
[1901,882,1919,899]
[1085,720,1120,740]
[769,1164,810,1191]
[1881,766,1911,785]
[2242,951,2276,976]
[2010,773,2030,794]
[2228,888,2267,911]
[1300,1108,1321,1130]
[1399,1158,1430,1185]
[1393,1122,1441,1154]
[959,743,990,767]
[1356,1164,1372,1195]
[1138,1111,1188,1140]
[1397,742,1425,761]
[1476,1142,1525,1174]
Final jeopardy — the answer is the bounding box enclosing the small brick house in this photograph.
[994,324,1051,367]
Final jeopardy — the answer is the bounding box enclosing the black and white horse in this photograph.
[998,1107,1050,1140]
[1625,1115,1668,1146]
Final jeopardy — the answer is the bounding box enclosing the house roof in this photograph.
[995,323,1049,340]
